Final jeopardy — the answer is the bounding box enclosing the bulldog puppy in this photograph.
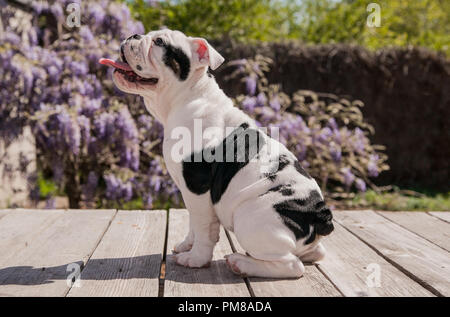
[100,29,334,278]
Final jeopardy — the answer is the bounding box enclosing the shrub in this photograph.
[128,0,299,43]
[296,0,449,55]
[129,0,449,55]
[214,41,449,191]
[224,55,389,195]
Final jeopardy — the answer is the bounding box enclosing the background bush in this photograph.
[224,56,388,195]
[129,0,299,42]
[213,42,450,191]
[130,0,450,55]
[295,0,449,55]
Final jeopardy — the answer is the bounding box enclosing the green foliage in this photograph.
[295,0,450,54]
[128,0,449,54]
[128,0,299,42]
[103,196,180,210]
[37,173,58,199]
[349,190,450,211]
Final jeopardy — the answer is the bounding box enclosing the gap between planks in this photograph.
[158,209,170,297]
[318,220,433,296]
[225,228,342,297]
[163,209,251,297]
[0,209,117,297]
[224,229,255,297]
[376,211,450,252]
[334,210,450,297]
[427,211,450,224]
[67,210,167,297]
[64,209,118,297]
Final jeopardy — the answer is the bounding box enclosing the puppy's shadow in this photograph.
[164,254,244,285]
[0,254,162,286]
[0,254,310,286]
[164,254,311,284]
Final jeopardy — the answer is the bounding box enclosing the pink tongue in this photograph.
[99,58,133,71]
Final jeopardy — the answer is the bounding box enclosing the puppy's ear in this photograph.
[190,37,224,70]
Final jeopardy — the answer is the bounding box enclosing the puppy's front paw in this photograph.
[173,240,193,254]
[174,251,211,268]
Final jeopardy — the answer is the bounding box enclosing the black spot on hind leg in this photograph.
[273,190,334,243]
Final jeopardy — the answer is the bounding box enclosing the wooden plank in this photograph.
[164,209,250,297]
[379,211,450,252]
[428,212,450,223]
[227,231,341,297]
[318,221,433,296]
[0,209,12,221]
[68,210,166,297]
[0,209,116,297]
[334,210,450,297]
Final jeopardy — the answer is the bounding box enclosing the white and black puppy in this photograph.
[100,29,334,278]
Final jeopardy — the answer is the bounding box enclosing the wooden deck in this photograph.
[0,209,448,297]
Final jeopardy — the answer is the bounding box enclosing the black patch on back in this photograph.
[182,123,265,204]
[294,160,312,179]
[273,190,334,244]
[264,154,290,181]
[163,44,191,80]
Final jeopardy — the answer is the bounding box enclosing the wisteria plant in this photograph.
[225,55,389,197]
[1,0,180,208]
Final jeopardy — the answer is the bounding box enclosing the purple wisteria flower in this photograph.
[45,197,56,209]
[330,143,342,162]
[355,178,367,192]
[256,92,267,107]
[269,96,281,111]
[245,75,257,96]
[242,96,257,112]
[368,154,380,177]
[82,171,99,202]
[342,167,355,187]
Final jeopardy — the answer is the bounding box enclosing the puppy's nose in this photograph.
[127,34,142,41]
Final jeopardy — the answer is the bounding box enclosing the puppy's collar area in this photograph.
[99,58,159,85]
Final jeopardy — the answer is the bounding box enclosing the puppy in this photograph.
[100,29,334,278]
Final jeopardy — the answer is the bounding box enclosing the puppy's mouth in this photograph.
[99,58,158,85]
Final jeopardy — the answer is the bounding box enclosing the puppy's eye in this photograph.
[154,37,164,46]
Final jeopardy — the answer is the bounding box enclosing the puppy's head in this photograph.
[101,29,224,96]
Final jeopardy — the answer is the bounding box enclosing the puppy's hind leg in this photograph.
[298,242,326,263]
[226,204,306,278]
[225,253,305,279]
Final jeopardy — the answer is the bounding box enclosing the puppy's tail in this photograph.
[313,207,334,236]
